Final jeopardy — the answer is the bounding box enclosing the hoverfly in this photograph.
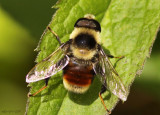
[26,14,127,114]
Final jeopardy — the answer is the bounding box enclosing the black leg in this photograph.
[100,85,107,94]
[28,78,50,97]
[45,78,49,86]
[107,54,124,59]
[47,26,62,45]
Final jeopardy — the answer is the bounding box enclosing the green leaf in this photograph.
[26,0,160,115]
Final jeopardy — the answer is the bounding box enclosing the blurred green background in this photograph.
[0,0,159,115]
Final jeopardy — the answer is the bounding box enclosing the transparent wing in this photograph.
[26,43,70,83]
[93,47,128,101]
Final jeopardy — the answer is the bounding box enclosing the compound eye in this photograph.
[77,20,97,28]
[74,18,101,32]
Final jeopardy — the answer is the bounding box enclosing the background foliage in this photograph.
[0,0,160,115]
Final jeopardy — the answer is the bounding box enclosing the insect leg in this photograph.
[107,54,124,59]
[98,45,124,59]
[28,78,49,97]
[47,26,62,45]
[99,82,111,114]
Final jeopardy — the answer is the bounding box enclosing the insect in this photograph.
[26,14,127,114]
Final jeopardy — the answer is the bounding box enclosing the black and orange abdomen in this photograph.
[63,60,95,93]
